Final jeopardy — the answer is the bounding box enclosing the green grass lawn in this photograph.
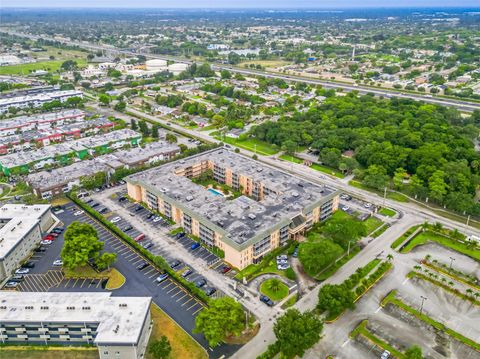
[350,320,405,358]
[364,216,383,235]
[391,225,421,249]
[378,208,396,217]
[0,59,87,75]
[279,154,346,178]
[0,349,98,359]
[349,180,409,203]
[279,154,303,164]
[259,279,289,301]
[234,259,287,280]
[400,231,480,261]
[217,136,279,156]
[147,303,207,359]
[281,293,298,309]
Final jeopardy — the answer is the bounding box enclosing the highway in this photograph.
[5,30,480,113]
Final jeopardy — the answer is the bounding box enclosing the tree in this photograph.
[320,148,342,169]
[114,101,126,112]
[151,125,160,138]
[96,252,117,271]
[393,168,407,190]
[273,309,323,358]
[299,240,343,275]
[194,297,244,347]
[61,222,104,270]
[322,217,367,250]
[220,69,232,79]
[131,119,138,130]
[405,345,423,359]
[267,278,281,293]
[428,170,448,202]
[165,133,177,143]
[99,94,111,106]
[363,165,390,191]
[149,336,171,359]
[317,284,355,317]
[81,172,107,190]
[60,60,78,71]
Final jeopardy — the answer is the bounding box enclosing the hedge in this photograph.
[68,193,211,304]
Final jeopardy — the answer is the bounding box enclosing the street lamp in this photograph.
[449,256,455,270]
[419,295,427,315]
[347,240,354,257]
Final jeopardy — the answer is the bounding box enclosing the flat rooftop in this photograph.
[127,149,338,249]
[0,204,51,260]
[0,292,151,345]
[0,110,85,131]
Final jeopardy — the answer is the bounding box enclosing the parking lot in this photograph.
[0,201,242,357]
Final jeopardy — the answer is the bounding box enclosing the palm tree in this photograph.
[448,281,454,287]
[425,254,432,261]
[441,278,447,284]
[466,288,473,297]
[414,265,422,271]
[267,278,281,293]
[474,293,480,300]
[386,254,394,262]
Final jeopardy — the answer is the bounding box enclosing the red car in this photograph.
[221,266,232,274]
[44,235,54,241]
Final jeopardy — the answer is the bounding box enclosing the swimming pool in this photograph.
[208,188,225,197]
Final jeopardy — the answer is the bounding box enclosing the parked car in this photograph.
[41,240,53,245]
[260,295,274,306]
[135,205,143,212]
[191,242,200,250]
[276,259,288,265]
[153,216,162,223]
[4,281,18,288]
[118,196,127,202]
[170,260,181,269]
[182,268,193,278]
[155,273,169,283]
[99,207,108,214]
[277,263,290,270]
[52,228,63,234]
[134,233,145,242]
[10,275,24,282]
[15,268,30,275]
[53,260,63,267]
[74,210,84,216]
[44,234,54,241]
[110,216,121,223]
[381,350,391,359]
[34,246,46,252]
[90,202,100,208]
[22,261,35,269]
[146,213,154,219]
[292,246,299,258]
[221,265,232,274]
[195,279,207,288]
[175,232,186,239]
[364,203,372,208]
[119,180,126,185]
[205,287,217,296]
[141,241,153,249]
[276,255,288,261]
[122,225,133,232]
[49,232,59,237]
[136,262,149,270]
[341,206,350,211]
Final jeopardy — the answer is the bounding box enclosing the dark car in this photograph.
[195,279,207,288]
[191,242,200,250]
[182,268,193,278]
[21,261,35,269]
[134,205,144,212]
[170,260,181,269]
[293,246,299,258]
[99,207,108,214]
[118,196,127,202]
[141,241,153,249]
[205,287,217,296]
[146,213,154,219]
[175,232,186,239]
[52,228,62,234]
[122,225,133,232]
[90,202,100,208]
[260,295,274,306]
[136,262,149,270]
[34,246,46,252]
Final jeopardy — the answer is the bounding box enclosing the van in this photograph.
[134,233,145,242]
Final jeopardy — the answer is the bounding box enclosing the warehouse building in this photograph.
[0,292,152,359]
[126,149,339,269]
[0,204,53,281]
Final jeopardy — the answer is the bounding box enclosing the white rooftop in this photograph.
[0,292,152,345]
[0,204,51,260]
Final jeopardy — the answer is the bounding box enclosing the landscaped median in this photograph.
[68,193,212,304]
[381,290,480,352]
[350,320,404,358]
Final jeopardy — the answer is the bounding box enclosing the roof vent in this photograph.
[248,213,256,220]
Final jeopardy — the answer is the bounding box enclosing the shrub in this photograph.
[285,267,296,280]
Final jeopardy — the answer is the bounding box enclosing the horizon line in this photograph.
[2,6,480,9]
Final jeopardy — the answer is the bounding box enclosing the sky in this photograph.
[1,0,479,8]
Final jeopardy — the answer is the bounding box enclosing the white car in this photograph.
[74,210,84,216]
[41,240,53,245]
[364,203,372,208]
[153,217,162,223]
[53,260,63,267]
[276,255,288,261]
[342,205,350,211]
[15,268,30,275]
[277,264,290,270]
[110,216,121,223]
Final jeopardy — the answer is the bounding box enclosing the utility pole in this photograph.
[419,295,427,315]
[383,186,387,207]
[449,256,455,270]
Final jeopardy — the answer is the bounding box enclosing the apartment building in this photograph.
[0,204,53,281]
[126,149,339,269]
[0,292,152,359]
[0,90,84,114]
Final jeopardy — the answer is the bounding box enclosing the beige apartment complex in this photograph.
[127,149,339,269]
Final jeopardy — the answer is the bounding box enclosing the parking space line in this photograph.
[38,275,52,290]
[148,272,159,279]
[159,281,174,289]
[30,275,46,291]
[79,278,87,288]
[143,268,156,276]
[128,255,140,262]
[175,292,189,302]
[63,278,72,288]
[181,297,194,307]
[187,302,200,311]
[42,274,55,288]
[167,285,180,294]
[171,290,185,299]
[192,307,203,315]
[96,280,102,288]
[131,258,144,265]
[20,279,34,292]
